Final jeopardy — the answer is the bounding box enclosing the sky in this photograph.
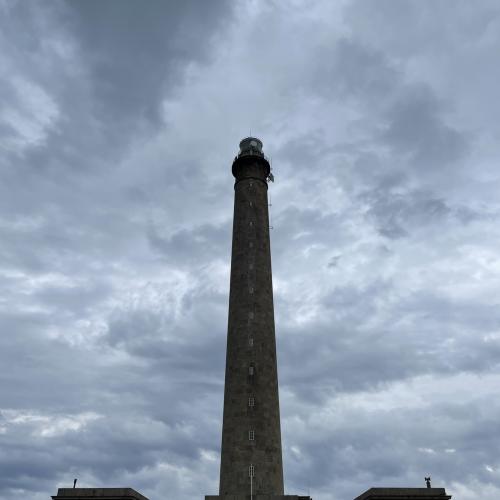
[1,1,500,499]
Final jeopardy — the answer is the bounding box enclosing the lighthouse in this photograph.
[206,138,310,500]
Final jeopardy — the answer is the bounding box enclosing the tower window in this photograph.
[248,364,255,376]
[248,430,255,441]
[249,221,253,226]
[249,287,254,294]
[249,311,254,319]
[249,202,253,207]
[248,337,254,347]
[248,397,255,407]
[249,465,255,477]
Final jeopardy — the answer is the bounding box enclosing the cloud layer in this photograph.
[1,1,500,499]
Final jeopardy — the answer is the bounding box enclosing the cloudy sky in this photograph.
[1,1,500,499]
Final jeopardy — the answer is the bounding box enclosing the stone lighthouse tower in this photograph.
[206,138,310,500]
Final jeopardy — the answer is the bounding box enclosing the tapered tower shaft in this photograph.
[219,138,283,496]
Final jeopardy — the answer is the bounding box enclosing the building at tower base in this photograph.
[51,488,148,500]
[354,487,451,500]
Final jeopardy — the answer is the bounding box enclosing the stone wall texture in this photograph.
[219,153,284,496]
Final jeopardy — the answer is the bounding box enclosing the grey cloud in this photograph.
[360,186,491,239]
[1,1,500,499]
[0,311,102,411]
[313,38,399,103]
[0,299,225,498]
[65,0,232,128]
[0,0,234,223]
[147,221,231,268]
[0,408,220,498]
[381,85,469,170]
[305,36,470,193]
[33,280,112,316]
[362,189,451,239]
[105,305,226,373]
[277,278,500,403]
[344,0,500,61]
[271,206,342,256]
[327,255,341,268]
[283,394,500,499]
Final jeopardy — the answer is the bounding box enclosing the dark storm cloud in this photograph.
[1,0,232,203]
[0,2,233,499]
[312,38,400,103]
[304,34,470,191]
[361,189,484,239]
[382,85,469,170]
[65,0,231,128]
[2,1,500,500]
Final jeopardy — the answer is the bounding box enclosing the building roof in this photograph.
[52,488,149,500]
[354,487,451,500]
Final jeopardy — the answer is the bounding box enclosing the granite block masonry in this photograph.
[205,138,310,500]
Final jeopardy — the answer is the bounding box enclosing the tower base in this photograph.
[206,496,311,500]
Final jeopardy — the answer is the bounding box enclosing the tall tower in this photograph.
[206,138,310,500]
[220,137,282,496]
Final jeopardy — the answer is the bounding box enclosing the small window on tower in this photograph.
[248,364,255,376]
[249,311,254,319]
[248,430,255,441]
[248,337,254,347]
[248,397,255,407]
[249,287,254,294]
[249,201,253,207]
[249,465,255,478]
[249,221,253,226]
